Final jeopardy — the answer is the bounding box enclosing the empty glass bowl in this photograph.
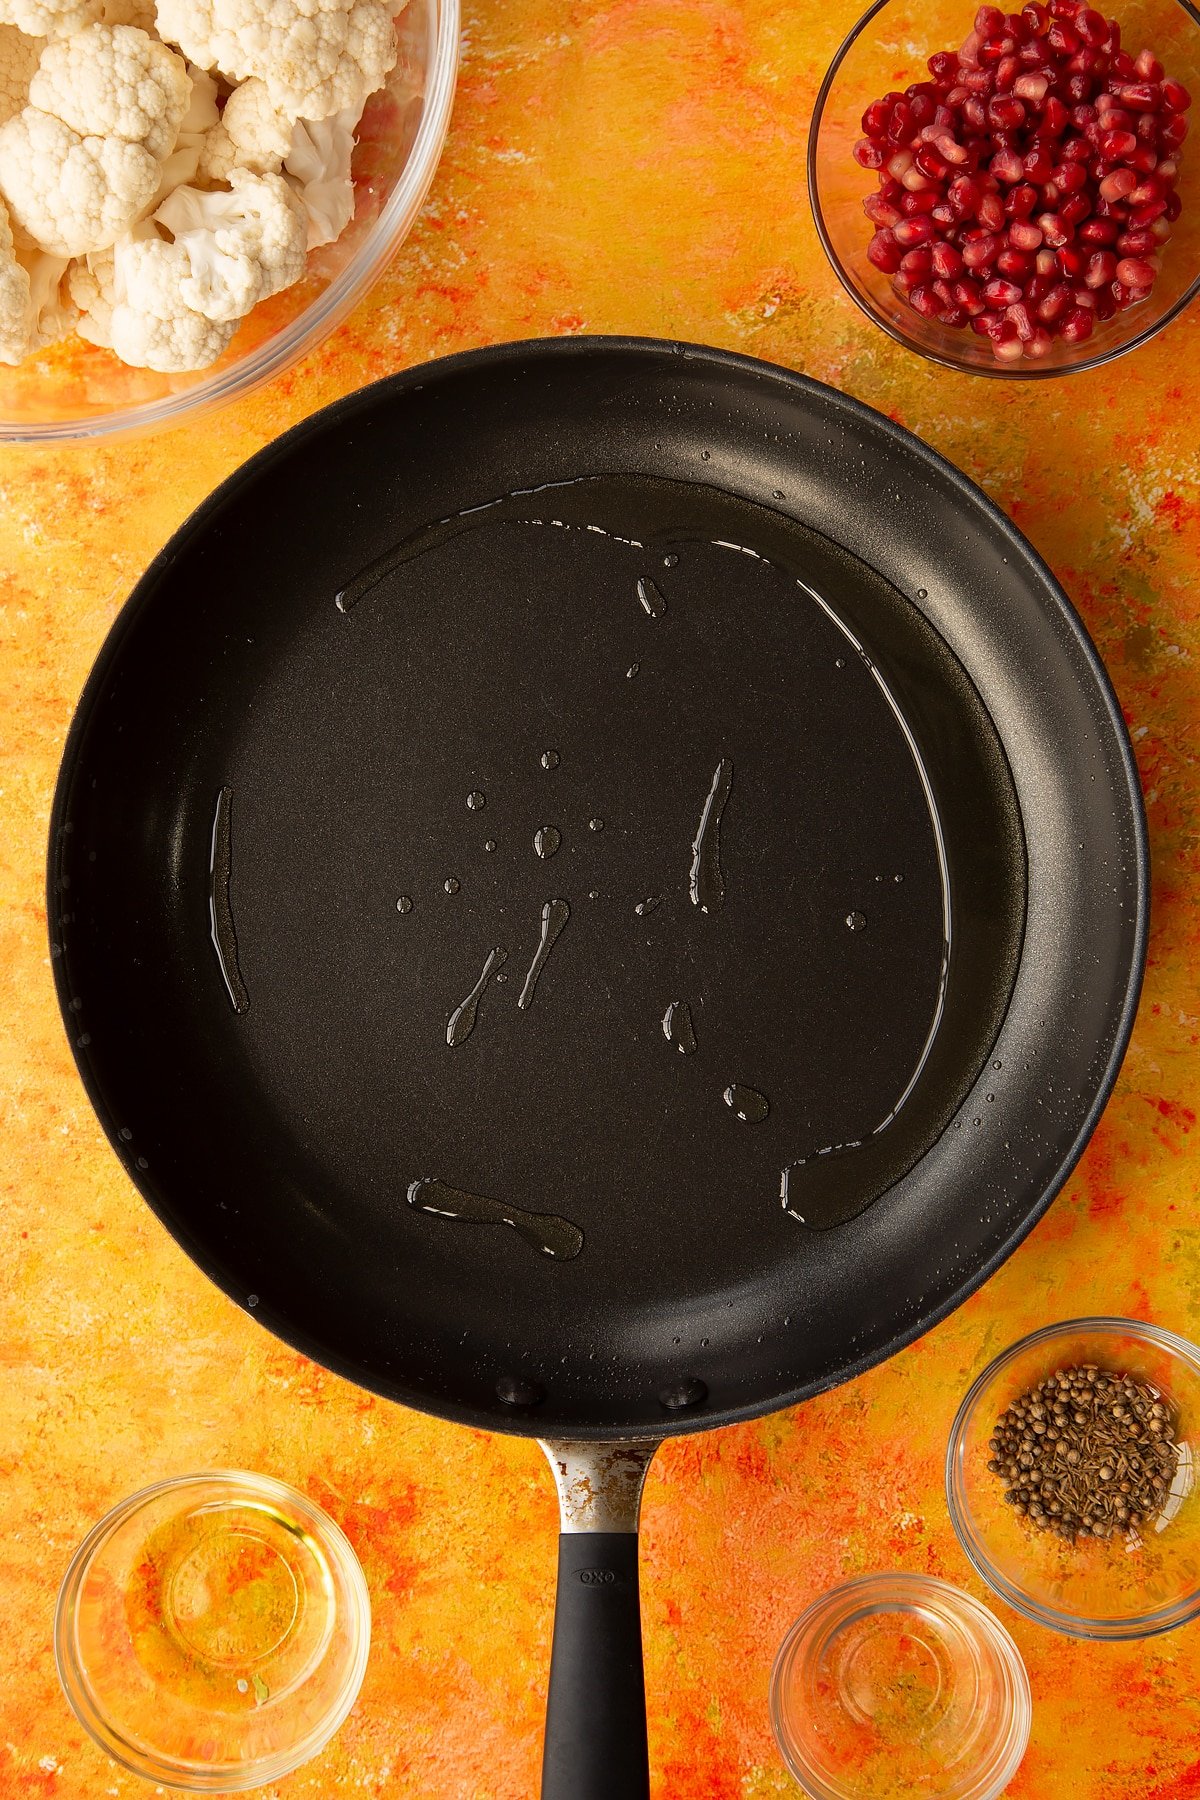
[946,1317,1200,1638]
[770,1573,1031,1800]
[808,0,1200,376]
[0,0,458,443]
[55,1471,371,1790]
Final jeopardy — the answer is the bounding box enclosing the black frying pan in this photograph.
[49,339,1146,1797]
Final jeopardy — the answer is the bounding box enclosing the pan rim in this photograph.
[48,336,1149,1440]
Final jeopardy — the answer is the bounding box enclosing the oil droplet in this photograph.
[689,757,733,911]
[444,877,460,894]
[209,786,249,1015]
[724,1084,768,1124]
[518,898,570,1010]
[835,656,846,668]
[894,873,904,883]
[534,825,561,859]
[637,577,668,619]
[466,790,485,810]
[495,970,508,983]
[484,839,497,853]
[541,750,560,770]
[396,895,413,914]
[662,1000,697,1055]
[446,946,508,1048]
[663,553,679,568]
[627,663,640,679]
[700,449,711,461]
[845,910,867,930]
[588,889,599,900]
[407,1177,583,1261]
[917,587,929,600]
[772,489,785,500]
[589,818,604,833]
[635,896,661,916]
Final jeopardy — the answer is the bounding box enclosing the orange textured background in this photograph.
[3,0,1200,1795]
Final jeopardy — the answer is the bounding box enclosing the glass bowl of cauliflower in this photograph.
[0,0,458,440]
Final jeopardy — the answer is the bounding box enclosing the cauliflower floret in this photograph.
[24,243,72,339]
[99,0,158,26]
[30,22,191,159]
[0,189,32,360]
[153,167,305,320]
[197,76,295,181]
[283,102,357,248]
[148,60,218,197]
[0,0,97,36]
[0,22,39,125]
[155,0,397,123]
[0,106,159,253]
[68,238,115,342]
[111,297,236,368]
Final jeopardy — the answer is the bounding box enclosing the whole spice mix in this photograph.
[987,1363,1181,1540]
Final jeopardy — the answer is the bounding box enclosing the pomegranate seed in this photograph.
[1118,82,1161,109]
[970,312,1000,337]
[932,201,958,225]
[887,149,915,179]
[1005,181,1041,216]
[932,240,965,277]
[1162,79,1191,112]
[963,231,1002,267]
[949,175,983,213]
[1041,96,1070,134]
[1149,215,1172,240]
[855,139,887,169]
[1164,190,1182,222]
[953,276,987,312]
[929,50,959,82]
[1093,286,1118,317]
[868,229,903,272]
[1006,299,1037,338]
[1008,219,1044,249]
[863,99,892,136]
[1060,194,1091,225]
[1131,142,1159,173]
[963,67,995,93]
[900,189,939,214]
[1047,21,1080,54]
[983,276,1024,305]
[1116,227,1156,252]
[1160,113,1189,148]
[894,216,937,247]
[1037,280,1074,319]
[995,53,1022,90]
[1136,112,1159,143]
[942,304,969,326]
[989,94,1028,127]
[1079,216,1119,243]
[1099,127,1138,160]
[1084,248,1118,284]
[1116,254,1157,285]
[1060,306,1095,339]
[979,192,1008,229]
[1025,327,1055,355]
[959,27,984,65]
[991,147,1027,182]
[915,145,951,178]
[902,166,938,191]
[1072,285,1096,305]
[1020,37,1051,65]
[901,246,936,275]
[997,247,1036,275]
[1057,244,1086,275]
[993,335,1027,359]
[909,89,939,125]
[1038,211,1072,245]
[935,132,971,164]
[1027,272,1052,301]
[1051,160,1089,191]
[893,268,920,296]
[909,284,945,318]
[1035,247,1058,274]
[963,95,989,130]
[1013,71,1049,100]
[976,4,1006,33]
[1129,198,1168,225]
[1099,166,1138,199]
[1060,137,1092,161]
[1077,8,1109,45]
[1023,0,1049,30]
[864,194,903,226]
[1112,47,1136,76]
[1133,49,1164,81]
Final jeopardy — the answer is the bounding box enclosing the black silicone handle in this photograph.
[541,1532,649,1800]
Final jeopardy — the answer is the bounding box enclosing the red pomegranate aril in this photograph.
[1072,285,1096,304]
[1013,70,1050,101]
[1162,79,1191,112]
[983,275,1024,304]
[1057,243,1087,276]
[1046,20,1080,54]
[868,229,903,272]
[909,90,939,126]
[863,98,892,135]
[1052,160,1089,192]
[932,277,957,304]
[929,49,959,82]
[1116,227,1156,252]
[864,194,903,226]
[976,4,1005,32]
[1065,71,1093,102]
[931,240,966,278]
[1060,137,1092,161]
[1079,216,1119,243]
[1133,48,1164,80]
[1041,95,1070,134]
[894,215,937,247]
[1060,194,1091,225]
[1111,47,1136,76]
[908,284,945,318]
[1036,246,1058,274]
[901,165,938,191]
[887,149,915,179]
[1160,113,1189,148]
[1023,0,1049,29]
[1021,146,1054,183]
[932,201,958,226]
[887,102,915,143]
[979,192,1008,229]
[1005,181,1041,216]
[1164,190,1182,222]
[1084,248,1118,283]
[989,94,1028,127]
[1093,286,1118,317]
[1059,305,1095,340]
[1038,211,1072,245]
[995,53,1022,90]
[900,189,939,215]
[1008,218,1045,249]
[993,334,1026,359]
[997,246,1036,275]
[990,147,1025,182]
[1025,326,1055,355]
[963,231,1002,268]
[915,145,950,178]
[1129,198,1167,226]
[953,276,987,312]
[1118,81,1160,109]
[1115,254,1157,285]
[1098,166,1137,200]
[1150,216,1172,241]
[1099,127,1138,159]
[949,175,982,213]
[1027,271,1052,300]
[1037,280,1074,318]
[1131,143,1159,173]
[1006,299,1037,338]
[855,138,887,169]
[901,246,936,276]
[1135,112,1158,143]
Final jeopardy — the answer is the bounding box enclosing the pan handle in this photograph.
[539,1439,661,1800]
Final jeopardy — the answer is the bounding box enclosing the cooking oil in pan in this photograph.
[407,1177,583,1260]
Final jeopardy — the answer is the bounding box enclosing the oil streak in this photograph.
[446,946,507,1047]
[518,899,570,1011]
[209,786,249,1014]
[407,1177,583,1261]
[662,1000,697,1055]
[637,576,667,619]
[689,757,733,911]
[724,1084,768,1124]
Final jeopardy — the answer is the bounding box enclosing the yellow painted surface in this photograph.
[2,1,1200,1794]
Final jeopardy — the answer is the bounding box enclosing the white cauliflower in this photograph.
[283,101,357,248]
[0,105,159,253]
[24,243,72,338]
[69,218,236,366]
[0,189,32,359]
[30,22,191,159]
[155,0,397,122]
[150,61,219,197]
[0,0,96,36]
[0,22,39,124]
[100,0,158,26]
[153,167,305,320]
[111,298,236,367]
[197,75,294,181]
[67,211,150,342]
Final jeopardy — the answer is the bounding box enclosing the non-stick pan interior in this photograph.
[50,341,1145,1436]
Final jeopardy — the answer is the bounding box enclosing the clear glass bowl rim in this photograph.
[54,1468,372,1791]
[945,1314,1200,1638]
[0,0,460,445]
[768,1570,1032,1800]
[806,0,1200,379]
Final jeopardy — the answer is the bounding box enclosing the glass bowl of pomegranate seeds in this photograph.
[809,0,1200,372]
[946,1317,1200,1637]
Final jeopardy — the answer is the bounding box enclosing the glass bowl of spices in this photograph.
[946,1317,1200,1638]
[54,1470,371,1789]
[770,1572,1031,1800]
[808,0,1200,375]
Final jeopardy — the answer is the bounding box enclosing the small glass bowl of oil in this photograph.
[54,1471,370,1790]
